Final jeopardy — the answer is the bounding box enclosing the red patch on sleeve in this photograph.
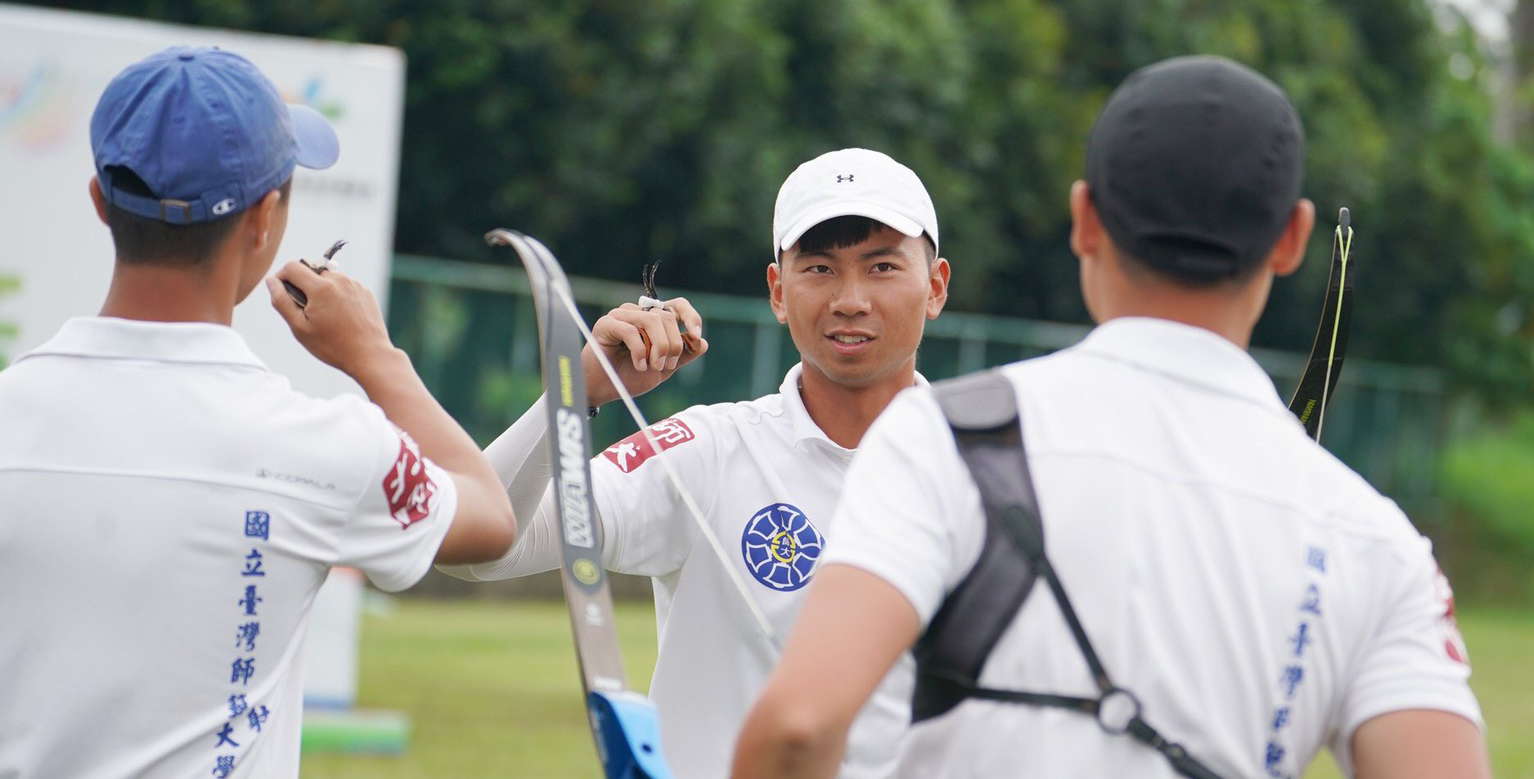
[382,430,438,529]
[601,418,696,474]
[1434,566,1470,665]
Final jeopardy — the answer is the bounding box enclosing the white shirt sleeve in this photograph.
[336,411,459,593]
[1329,521,1483,771]
[824,386,984,625]
[438,395,566,581]
[486,394,555,521]
[439,403,718,581]
[589,411,720,577]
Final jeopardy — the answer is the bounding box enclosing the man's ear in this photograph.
[766,260,788,324]
[88,178,109,225]
[1069,180,1104,261]
[926,257,950,320]
[1267,198,1316,278]
[246,189,284,252]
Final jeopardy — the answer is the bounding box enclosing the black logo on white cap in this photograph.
[836,174,854,183]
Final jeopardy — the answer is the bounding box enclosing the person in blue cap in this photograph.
[0,46,516,779]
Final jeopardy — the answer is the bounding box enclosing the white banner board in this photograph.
[0,4,405,399]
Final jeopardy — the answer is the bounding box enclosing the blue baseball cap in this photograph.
[90,46,339,225]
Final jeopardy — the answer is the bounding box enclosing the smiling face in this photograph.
[768,219,949,393]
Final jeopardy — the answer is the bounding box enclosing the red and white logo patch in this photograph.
[1433,566,1470,665]
[382,429,438,529]
[602,418,696,474]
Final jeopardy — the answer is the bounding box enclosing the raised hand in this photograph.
[583,298,708,409]
[265,259,398,377]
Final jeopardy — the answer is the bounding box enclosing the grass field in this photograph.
[301,598,1531,779]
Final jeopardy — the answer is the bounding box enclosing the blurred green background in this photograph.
[17,0,1533,774]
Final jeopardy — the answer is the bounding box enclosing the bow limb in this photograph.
[554,289,781,647]
[487,229,675,779]
[1287,207,1356,442]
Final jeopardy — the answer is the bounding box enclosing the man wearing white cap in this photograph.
[442,147,950,778]
[0,47,515,779]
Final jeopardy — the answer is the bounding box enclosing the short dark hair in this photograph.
[786,215,937,264]
[104,168,291,266]
[1112,233,1270,288]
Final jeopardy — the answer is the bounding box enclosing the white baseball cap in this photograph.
[771,148,939,258]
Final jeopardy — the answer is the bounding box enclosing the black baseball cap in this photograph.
[1085,55,1304,277]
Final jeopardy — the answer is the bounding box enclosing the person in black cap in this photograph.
[733,56,1489,779]
[0,47,515,779]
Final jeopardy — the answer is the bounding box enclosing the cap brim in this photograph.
[289,103,340,170]
[777,201,924,252]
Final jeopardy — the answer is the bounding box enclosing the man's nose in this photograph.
[829,275,871,316]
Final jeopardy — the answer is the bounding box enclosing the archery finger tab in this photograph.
[281,280,309,308]
[267,277,303,317]
[635,323,653,367]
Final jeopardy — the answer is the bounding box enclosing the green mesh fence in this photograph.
[388,255,1447,520]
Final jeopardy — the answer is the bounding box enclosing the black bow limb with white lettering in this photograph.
[486,228,674,779]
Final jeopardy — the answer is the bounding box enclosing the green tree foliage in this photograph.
[0,273,20,370]
[1441,409,1534,602]
[46,0,1534,402]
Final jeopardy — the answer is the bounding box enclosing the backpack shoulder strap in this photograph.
[911,369,1042,723]
[915,370,1229,779]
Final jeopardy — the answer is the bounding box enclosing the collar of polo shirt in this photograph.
[1077,317,1287,413]
[19,317,268,370]
[779,362,931,454]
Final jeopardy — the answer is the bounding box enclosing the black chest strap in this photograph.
[913,370,1226,779]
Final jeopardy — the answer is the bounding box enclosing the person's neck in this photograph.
[1096,266,1269,350]
[797,361,916,449]
[98,258,240,325]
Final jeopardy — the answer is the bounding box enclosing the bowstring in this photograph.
[1314,223,1353,441]
[551,285,781,648]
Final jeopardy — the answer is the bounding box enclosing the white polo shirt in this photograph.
[828,317,1480,779]
[0,317,457,779]
[446,363,916,779]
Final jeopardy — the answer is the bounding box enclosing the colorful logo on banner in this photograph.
[282,75,344,121]
[0,60,75,151]
[741,502,823,591]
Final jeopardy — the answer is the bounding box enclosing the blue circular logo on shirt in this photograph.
[741,503,824,591]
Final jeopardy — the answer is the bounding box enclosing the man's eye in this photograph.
[872,262,897,273]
